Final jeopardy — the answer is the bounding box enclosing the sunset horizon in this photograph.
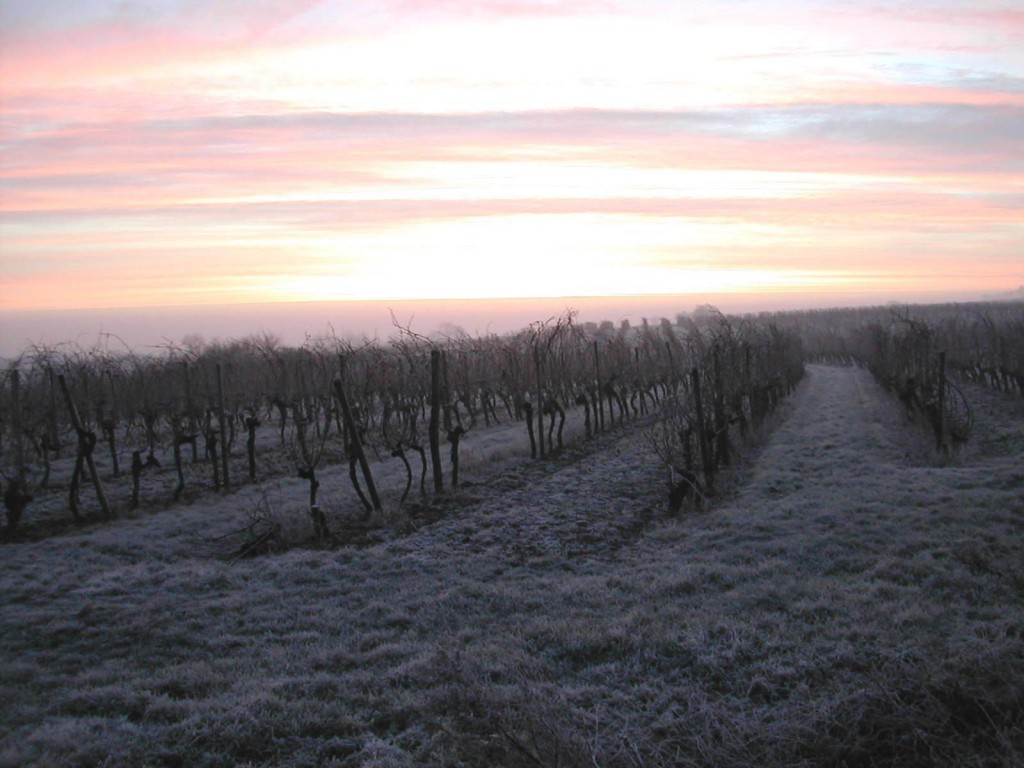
[3,5,1024,760]
[2,1,1023,325]
[2,286,1020,360]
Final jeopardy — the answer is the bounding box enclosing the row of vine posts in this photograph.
[790,301,1024,456]
[1,308,810,539]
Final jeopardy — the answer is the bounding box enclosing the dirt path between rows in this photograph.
[731,362,934,521]
[629,361,1023,576]
[399,361,1023,569]
[732,361,1017,527]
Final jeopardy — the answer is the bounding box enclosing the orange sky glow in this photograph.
[1,0,1022,341]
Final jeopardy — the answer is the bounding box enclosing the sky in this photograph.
[1,0,1023,337]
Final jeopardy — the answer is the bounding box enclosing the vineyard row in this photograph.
[1,310,803,538]
[3,300,1020,540]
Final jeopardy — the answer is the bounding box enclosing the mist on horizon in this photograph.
[3,287,1020,360]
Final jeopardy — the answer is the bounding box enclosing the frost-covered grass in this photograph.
[1,365,1022,767]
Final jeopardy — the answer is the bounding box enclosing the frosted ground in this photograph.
[1,364,1022,766]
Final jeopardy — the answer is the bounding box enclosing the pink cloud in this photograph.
[7,189,1019,238]
[2,2,1021,314]
[385,0,614,18]
[6,104,1021,172]
[0,1,332,93]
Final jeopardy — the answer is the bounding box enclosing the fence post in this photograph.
[713,348,730,468]
[692,367,714,496]
[183,361,198,463]
[217,362,230,490]
[534,344,546,458]
[936,351,948,455]
[11,369,24,482]
[337,354,349,453]
[429,350,444,494]
[47,369,61,457]
[103,369,120,478]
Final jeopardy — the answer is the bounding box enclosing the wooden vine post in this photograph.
[936,350,948,455]
[594,340,605,432]
[11,369,24,482]
[534,344,546,458]
[713,348,731,468]
[217,363,230,490]
[441,350,453,434]
[47,368,60,458]
[172,426,187,501]
[57,373,113,520]
[522,401,536,458]
[665,339,682,403]
[448,425,466,490]
[131,453,141,509]
[3,370,32,533]
[428,349,445,494]
[337,354,349,453]
[333,379,383,513]
[245,412,259,483]
[101,369,120,478]
[634,348,644,416]
[182,361,199,463]
[691,367,714,497]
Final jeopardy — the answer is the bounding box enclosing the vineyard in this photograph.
[1,308,806,542]
[3,302,1020,542]
[1,301,1023,767]
[782,301,1024,451]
